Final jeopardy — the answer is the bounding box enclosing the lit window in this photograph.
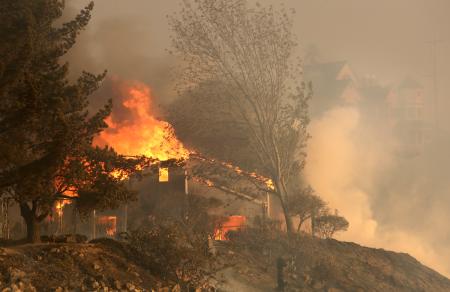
[159,167,169,182]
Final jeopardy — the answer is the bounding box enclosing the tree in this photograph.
[315,212,349,239]
[0,0,39,185]
[169,81,249,166]
[169,0,311,234]
[288,186,326,233]
[303,44,322,66]
[0,1,143,242]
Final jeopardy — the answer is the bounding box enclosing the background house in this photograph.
[305,61,430,156]
[304,61,362,117]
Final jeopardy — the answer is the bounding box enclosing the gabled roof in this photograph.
[303,61,354,100]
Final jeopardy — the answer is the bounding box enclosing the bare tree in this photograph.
[169,0,310,234]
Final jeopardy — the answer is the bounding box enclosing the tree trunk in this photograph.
[20,202,42,243]
[311,210,316,237]
[25,216,41,243]
[297,218,304,233]
[275,178,294,235]
[279,197,294,234]
[276,257,286,291]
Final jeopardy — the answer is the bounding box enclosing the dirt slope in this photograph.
[0,241,159,291]
[214,237,450,292]
[1,237,449,292]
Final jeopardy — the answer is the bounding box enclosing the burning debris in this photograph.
[214,215,247,241]
[190,153,274,192]
[97,216,117,237]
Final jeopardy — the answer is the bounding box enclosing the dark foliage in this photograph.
[0,1,142,242]
[126,192,225,289]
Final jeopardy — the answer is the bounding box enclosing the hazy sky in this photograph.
[68,0,450,89]
[67,0,450,275]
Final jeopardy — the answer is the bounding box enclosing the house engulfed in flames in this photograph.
[0,80,272,241]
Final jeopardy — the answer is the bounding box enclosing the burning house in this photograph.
[0,79,275,242]
[89,79,273,239]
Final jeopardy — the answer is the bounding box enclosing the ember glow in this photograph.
[214,215,246,240]
[98,216,117,236]
[54,179,79,217]
[94,81,189,161]
[190,153,275,191]
[55,196,76,218]
[55,200,69,217]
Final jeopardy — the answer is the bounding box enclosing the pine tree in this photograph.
[0,0,143,242]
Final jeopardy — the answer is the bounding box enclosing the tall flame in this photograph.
[94,81,189,161]
[91,79,275,199]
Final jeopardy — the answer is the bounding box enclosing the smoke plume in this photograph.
[306,106,450,276]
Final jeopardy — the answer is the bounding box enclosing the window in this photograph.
[159,167,169,182]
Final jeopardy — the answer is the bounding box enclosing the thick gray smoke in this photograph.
[64,0,179,105]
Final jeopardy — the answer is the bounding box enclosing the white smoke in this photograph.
[305,106,450,276]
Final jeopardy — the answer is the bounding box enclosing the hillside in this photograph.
[0,237,449,291]
[215,236,450,292]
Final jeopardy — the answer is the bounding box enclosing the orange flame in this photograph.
[98,216,117,236]
[94,81,189,161]
[54,176,79,217]
[191,153,274,190]
[90,79,273,199]
[214,215,246,240]
[55,199,72,217]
